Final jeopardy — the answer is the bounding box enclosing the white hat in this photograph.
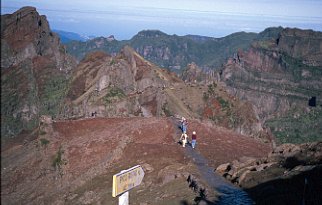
[192,131,196,135]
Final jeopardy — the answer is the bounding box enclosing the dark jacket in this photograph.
[192,134,197,140]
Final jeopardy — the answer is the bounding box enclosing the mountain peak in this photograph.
[135,30,168,38]
[119,45,152,69]
[257,26,284,40]
[13,6,37,14]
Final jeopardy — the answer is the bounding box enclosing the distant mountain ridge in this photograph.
[64,27,292,73]
[65,29,258,71]
[53,29,95,43]
[184,34,217,42]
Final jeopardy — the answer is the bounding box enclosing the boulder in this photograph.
[215,163,231,176]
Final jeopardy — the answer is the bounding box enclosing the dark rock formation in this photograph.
[215,142,322,204]
[1,7,76,138]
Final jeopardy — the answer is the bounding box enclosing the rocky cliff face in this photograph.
[180,62,266,139]
[1,7,76,138]
[220,28,322,143]
[277,28,322,66]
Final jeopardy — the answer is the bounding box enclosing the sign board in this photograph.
[112,165,145,197]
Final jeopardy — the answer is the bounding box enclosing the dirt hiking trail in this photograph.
[170,117,254,205]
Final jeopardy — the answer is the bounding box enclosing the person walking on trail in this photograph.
[191,131,197,149]
[180,117,188,134]
[180,133,188,147]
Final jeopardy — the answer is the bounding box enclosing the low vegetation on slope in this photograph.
[266,107,322,144]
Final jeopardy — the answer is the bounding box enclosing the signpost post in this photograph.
[112,165,145,205]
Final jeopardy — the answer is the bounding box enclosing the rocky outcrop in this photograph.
[215,142,322,204]
[1,7,74,72]
[277,28,322,66]
[61,46,182,118]
[181,62,216,84]
[1,7,76,138]
[220,28,322,143]
[201,82,267,140]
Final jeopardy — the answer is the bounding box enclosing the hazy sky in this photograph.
[2,0,322,40]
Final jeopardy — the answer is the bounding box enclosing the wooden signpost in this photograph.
[112,165,145,205]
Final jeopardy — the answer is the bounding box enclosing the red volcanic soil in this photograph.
[1,117,270,204]
[186,119,271,168]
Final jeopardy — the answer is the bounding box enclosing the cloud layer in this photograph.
[2,0,322,39]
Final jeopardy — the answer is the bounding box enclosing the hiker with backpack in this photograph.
[180,117,188,134]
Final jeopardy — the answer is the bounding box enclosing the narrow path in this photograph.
[170,117,253,205]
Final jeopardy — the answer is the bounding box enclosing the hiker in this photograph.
[180,132,188,147]
[180,117,185,131]
[191,131,197,149]
[180,117,188,133]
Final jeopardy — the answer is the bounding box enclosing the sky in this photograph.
[2,0,322,40]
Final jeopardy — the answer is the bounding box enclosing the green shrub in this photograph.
[104,87,125,105]
[52,146,64,169]
[162,102,172,116]
[217,97,230,109]
[203,92,209,101]
[40,138,50,146]
[110,59,116,65]
[207,84,215,95]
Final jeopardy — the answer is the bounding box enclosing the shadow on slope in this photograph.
[180,165,322,205]
[244,165,322,205]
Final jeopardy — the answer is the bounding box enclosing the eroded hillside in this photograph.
[61,45,194,119]
[220,27,322,143]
